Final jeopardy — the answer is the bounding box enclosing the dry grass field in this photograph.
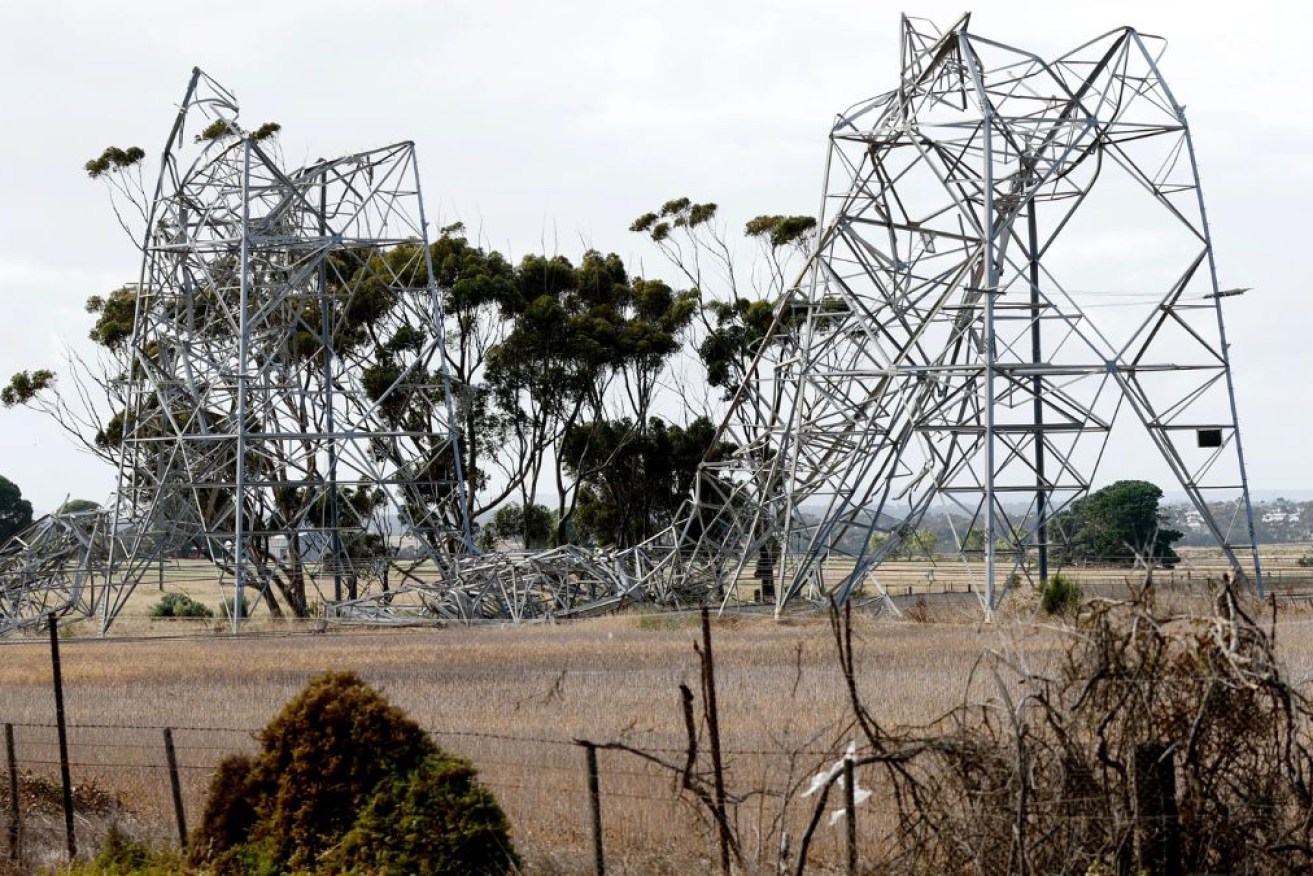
[3,555,1313,873]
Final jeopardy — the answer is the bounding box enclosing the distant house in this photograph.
[1262,510,1301,525]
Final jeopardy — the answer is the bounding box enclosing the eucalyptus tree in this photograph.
[0,475,34,545]
[629,198,815,402]
[563,415,732,548]
[487,250,697,545]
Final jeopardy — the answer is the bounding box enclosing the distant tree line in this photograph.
[858,480,1184,569]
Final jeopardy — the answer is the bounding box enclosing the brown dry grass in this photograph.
[71,543,1313,635]
[3,578,1313,873]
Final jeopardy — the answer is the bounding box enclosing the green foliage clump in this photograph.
[0,474,32,546]
[58,498,101,515]
[698,297,776,393]
[85,286,139,351]
[1055,480,1182,568]
[84,145,145,178]
[868,528,938,559]
[564,415,732,548]
[1,368,55,407]
[150,592,214,619]
[1040,572,1082,617]
[193,754,259,861]
[219,594,252,620]
[743,213,817,248]
[629,196,717,242]
[251,121,281,142]
[197,118,235,143]
[490,502,556,550]
[191,671,517,875]
[327,754,518,875]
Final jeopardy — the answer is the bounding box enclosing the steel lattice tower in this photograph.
[0,20,1265,630]
[108,69,474,630]
[1,69,473,632]
[659,14,1262,613]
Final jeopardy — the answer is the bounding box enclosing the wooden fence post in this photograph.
[700,607,731,876]
[5,723,19,864]
[163,728,188,847]
[1134,742,1182,876]
[581,742,604,876]
[844,756,857,875]
[48,614,76,860]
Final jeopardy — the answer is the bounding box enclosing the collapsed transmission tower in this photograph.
[649,14,1262,614]
[0,17,1265,630]
[0,69,473,632]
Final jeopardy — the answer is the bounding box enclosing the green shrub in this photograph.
[219,595,251,619]
[191,671,517,875]
[191,754,258,867]
[252,672,437,870]
[149,592,214,618]
[1040,572,1082,617]
[327,754,521,875]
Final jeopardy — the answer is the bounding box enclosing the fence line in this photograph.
[3,714,1245,873]
[0,713,905,873]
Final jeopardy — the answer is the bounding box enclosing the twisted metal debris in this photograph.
[0,14,1263,630]
[633,13,1263,616]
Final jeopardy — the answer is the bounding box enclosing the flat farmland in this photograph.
[0,608,1061,873]
[67,544,1313,637]
[4,569,1313,872]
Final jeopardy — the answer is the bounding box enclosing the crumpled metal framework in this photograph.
[645,13,1262,615]
[0,16,1263,630]
[1,69,474,632]
[0,510,109,624]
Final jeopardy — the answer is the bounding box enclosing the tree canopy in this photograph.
[0,475,33,546]
[564,415,733,548]
[1055,479,1182,567]
[6,169,814,613]
[485,248,699,544]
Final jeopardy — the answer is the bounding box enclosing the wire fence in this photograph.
[0,717,875,873]
[5,690,1293,873]
[6,587,1305,873]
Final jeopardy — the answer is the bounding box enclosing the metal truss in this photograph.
[0,510,111,628]
[0,16,1265,631]
[644,14,1262,614]
[0,69,473,633]
[320,15,1262,623]
[328,545,647,624]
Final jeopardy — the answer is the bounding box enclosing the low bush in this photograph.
[192,754,257,864]
[65,825,185,875]
[149,592,213,619]
[219,595,250,619]
[327,754,519,875]
[1040,571,1081,616]
[191,671,518,875]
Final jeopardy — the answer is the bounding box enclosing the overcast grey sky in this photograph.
[0,0,1307,513]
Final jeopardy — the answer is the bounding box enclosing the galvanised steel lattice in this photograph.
[0,16,1264,630]
[641,14,1262,614]
[1,69,475,632]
